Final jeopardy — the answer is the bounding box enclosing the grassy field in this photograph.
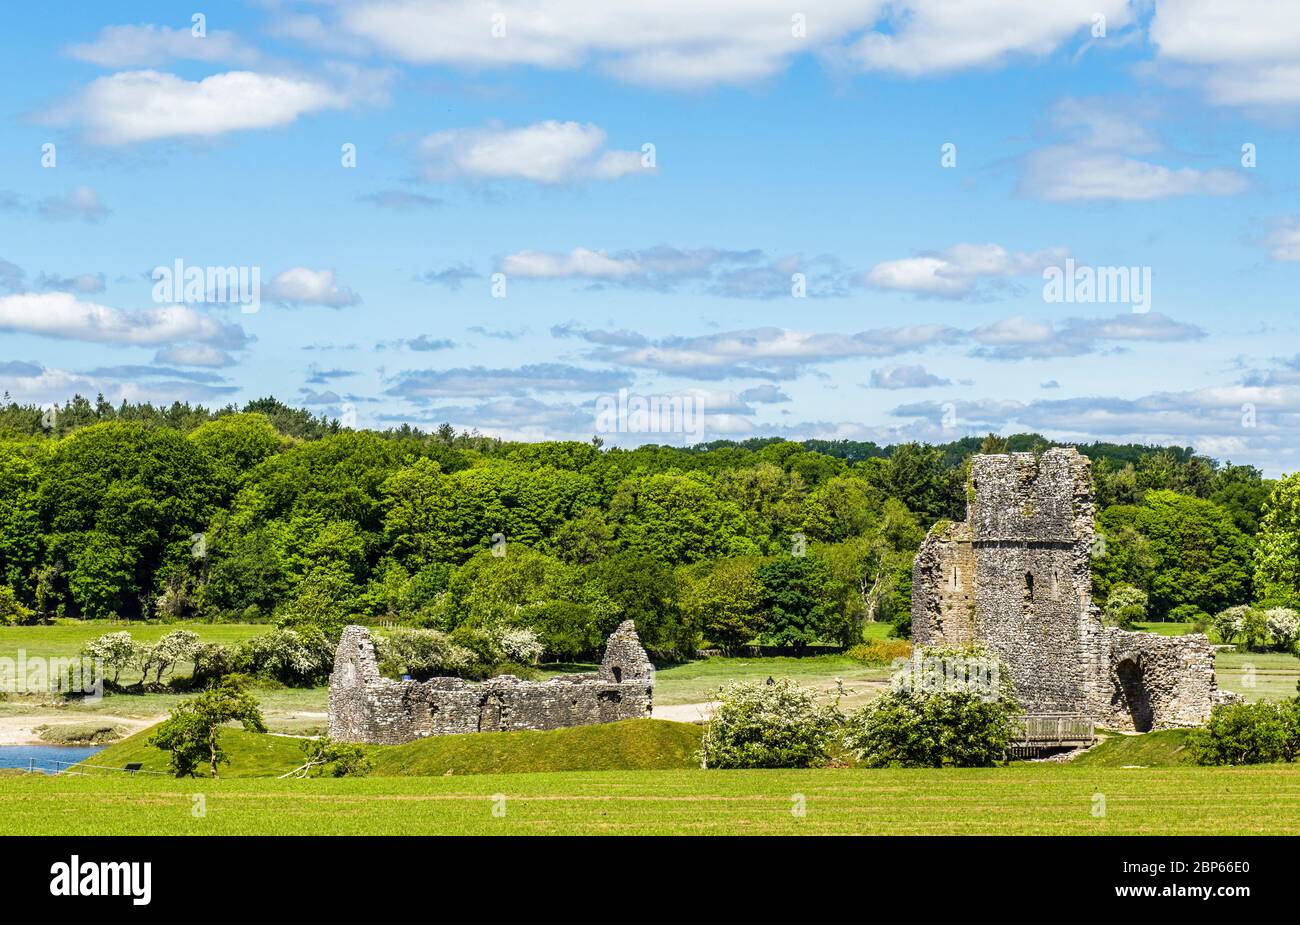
[1215,650,1300,701]
[653,655,892,709]
[4,764,1296,834]
[82,719,703,778]
[0,620,268,664]
[1071,729,1194,766]
[1132,621,1195,636]
[0,686,328,734]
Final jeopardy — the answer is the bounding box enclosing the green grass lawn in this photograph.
[653,655,892,708]
[1132,621,1196,636]
[6,764,1297,834]
[1070,729,1194,767]
[82,719,702,778]
[1214,650,1300,702]
[0,620,270,686]
[0,686,328,733]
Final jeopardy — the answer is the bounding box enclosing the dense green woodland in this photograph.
[0,394,1295,660]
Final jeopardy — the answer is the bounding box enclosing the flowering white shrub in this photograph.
[1211,605,1252,644]
[700,679,840,769]
[376,628,479,679]
[80,632,141,685]
[1264,608,1300,652]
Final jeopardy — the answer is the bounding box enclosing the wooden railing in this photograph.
[1013,714,1095,747]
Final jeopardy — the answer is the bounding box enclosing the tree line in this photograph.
[0,393,1292,660]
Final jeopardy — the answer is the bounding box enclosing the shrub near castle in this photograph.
[700,679,841,769]
[843,645,1019,768]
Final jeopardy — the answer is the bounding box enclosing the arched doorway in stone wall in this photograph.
[1115,658,1154,732]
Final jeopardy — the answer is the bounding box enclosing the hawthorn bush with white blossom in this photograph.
[700,678,841,769]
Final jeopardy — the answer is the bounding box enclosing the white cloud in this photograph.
[969,312,1204,360]
[1021,147,1248,202]
[867,243,1067,298]
[1018,97,1249,202]
[594,324,964,379]
[0,361,235,406]
[868,364,953,389]
[419,121,650,184]
[500,247,644,279]
[35,271,106,294]
[294,0,1128,88]
[65,24,259,67]
[851,0,1131,76]
[333,0,882,88]
[152,344,237,367]
[265,268,362,307]
[1260,218,1300,263]
[0,292,247,347]
[43,70,359,145]
[503,245,853,297]
[1151,1,1300,107]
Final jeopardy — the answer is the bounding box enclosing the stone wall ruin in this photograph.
[912,447,1226,732]
[328,620,654,745]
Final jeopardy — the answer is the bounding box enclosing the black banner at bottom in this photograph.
[0,836,1278,909]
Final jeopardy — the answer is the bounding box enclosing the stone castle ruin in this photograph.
[328,620,654,745]
[912,447,1229,732]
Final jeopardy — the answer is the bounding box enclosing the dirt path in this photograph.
[652,702,719,723]
[0,713,161,746]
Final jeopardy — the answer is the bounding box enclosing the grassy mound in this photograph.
[83,727,305,778]
[367,719,701,776]
[1069,729,1194,767]
[35,722,124,745]
[80,718,702,778]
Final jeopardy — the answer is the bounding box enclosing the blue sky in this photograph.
[2,1,1300,471]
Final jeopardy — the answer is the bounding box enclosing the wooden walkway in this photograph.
[1008,714,1095,757]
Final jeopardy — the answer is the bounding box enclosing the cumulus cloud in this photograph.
[1151,1,1300,108]
[968,312,1204,360]
[888,384,1300,473]
[264,268,361,307]
[867,365,953,389]
[738,384,792,404]
[294,1,1131,89]
[1259,218,1300,263]
[0,360,236,406]
[1018,97,1248,202]
[867,243,1067,298]
[65,24,260,67]
[585,325,965,380]
[564,312,1203,379]
[0,292,248,347]
[418,121,651,184]
[501,246,853,297]
[152,344,237,367]
[850,0,1131,76]
[42,69,370,144]
[1021,148,1248,202]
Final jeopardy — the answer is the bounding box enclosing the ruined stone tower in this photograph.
[912,447,1227,731]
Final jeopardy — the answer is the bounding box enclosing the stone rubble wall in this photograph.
[912,447,1223,731]
[327,620,654,745]
[1104,629,1217,730]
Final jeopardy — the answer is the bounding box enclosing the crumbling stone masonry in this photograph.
[327,620,654,745]
[912,448,1227,732]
